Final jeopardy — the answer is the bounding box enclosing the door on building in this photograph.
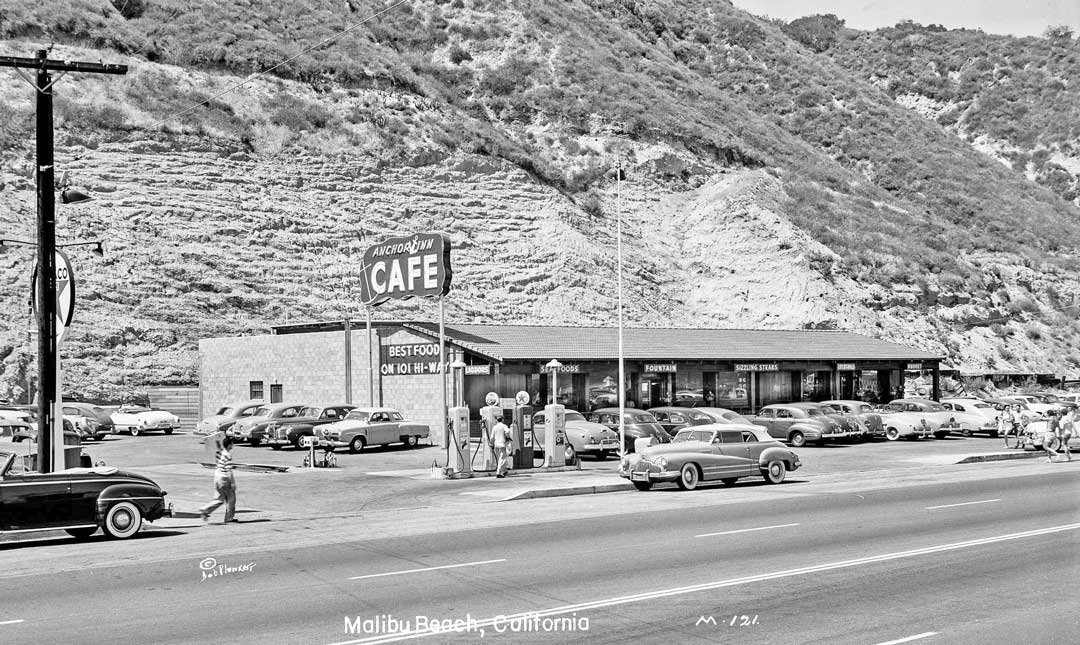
[270,384,283,403]
[640,374,674,409]
[838,371,856,400]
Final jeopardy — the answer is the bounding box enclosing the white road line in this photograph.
[695,523,800,538]
[348,559,506,581]
[0,620,24,626]
[328,522,1080,644]
[925,499,1000,510]
[874,631,939,645]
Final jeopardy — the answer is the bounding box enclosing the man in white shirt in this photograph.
[491,419,513,478]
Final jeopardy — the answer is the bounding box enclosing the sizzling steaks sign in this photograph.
[359,233,452,306]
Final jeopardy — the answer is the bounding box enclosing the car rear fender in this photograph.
[95,483,167,521]
[789,422,821,438]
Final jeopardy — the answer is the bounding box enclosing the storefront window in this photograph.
[585,371,619,411]
[675,370,704,407]
[758,372,793,407]
[802,371,831,401]
[710,371,750,410]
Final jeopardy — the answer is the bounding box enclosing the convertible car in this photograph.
[0,449,172,539]
[621,424,801,491]
[111,406,182,436]
[317,407,430,453]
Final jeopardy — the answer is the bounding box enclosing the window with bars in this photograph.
[249,381,264,400]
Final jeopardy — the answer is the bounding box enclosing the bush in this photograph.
[263,95,333,131]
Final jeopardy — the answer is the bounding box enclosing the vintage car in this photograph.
[876,406,937,441]
[693,407,761,425]
[1005,419,1055,451]
[586,407,671,453]
[1005,394,1058,417]
[790,402,861,442]
[62,402,115,436]
[883,399,961,439]
[746,403,847,447]
[62,406,110,442]
[533,409,620,460]
[229,402,307,445]
[110,406,182,436]
[264,404,357,449]
[196,400,265,435]
[11,417,78,443]
[820,400,883,439]
[0,448,172,539]
[621,424,801,491]
[317,407,429,453]
[940,398,1001,437]
[983,397,1044,424]
[646,406,716,435]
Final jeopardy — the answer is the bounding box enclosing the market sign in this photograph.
[643,364,677,373]
[359,233,452,306]
[734,363,779,372]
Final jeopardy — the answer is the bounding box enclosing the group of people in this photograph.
[999,404,1074,462]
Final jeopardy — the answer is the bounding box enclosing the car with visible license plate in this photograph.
[0,448,172,539]
[317,407,430,453]
[820,400,882,439]
[883,399,961,439]
[621,424,801,491]
[746,403,847,447]
[264,404,357,449]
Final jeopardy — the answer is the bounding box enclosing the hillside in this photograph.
[1,0,1079,403]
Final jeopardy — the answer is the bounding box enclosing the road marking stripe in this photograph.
[874,632,938,645]
[696,523,800,538]
[925,499,1000,510]
[0,620,24,626]
[328,523,1080,644]
[348,559,506,581]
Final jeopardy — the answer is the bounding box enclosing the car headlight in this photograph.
[657,457,667,469]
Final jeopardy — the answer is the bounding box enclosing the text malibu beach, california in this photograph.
[345,613,590,637]
[359,233,453,306]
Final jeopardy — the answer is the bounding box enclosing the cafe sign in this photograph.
[734,363,779,372]
[359,233,452,306]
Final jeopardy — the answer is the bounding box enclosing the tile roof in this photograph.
[400,323,943,363]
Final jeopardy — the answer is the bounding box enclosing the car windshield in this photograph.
[300,407,322,417]
[627,413,656,423]
[925,403,946,411]
[564,412,586,422]
[819,406,839,414]
[252,407,272,417]
[804,408,823,417]
[345,410,370,421]
[686,410,710,421]
[672,430,695,442]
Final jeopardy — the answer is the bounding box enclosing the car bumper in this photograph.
[626,469,679,483]
[579,441,621,453]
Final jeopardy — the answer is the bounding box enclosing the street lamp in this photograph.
[545,359,563,406]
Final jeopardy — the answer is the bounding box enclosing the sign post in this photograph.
[33,249,75,471]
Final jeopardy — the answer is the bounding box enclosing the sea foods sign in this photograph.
[359,233,452,306]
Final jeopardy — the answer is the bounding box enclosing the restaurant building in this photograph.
[199,321,943,443]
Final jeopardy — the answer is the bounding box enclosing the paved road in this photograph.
[1,462,1075,644]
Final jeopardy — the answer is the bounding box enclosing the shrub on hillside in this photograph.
[782,14,845,52]
[263,95,334,131]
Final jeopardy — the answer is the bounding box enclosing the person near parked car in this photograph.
[1043,410,1062,463]
[1058,408,1074,462]
[491,418,513,478]
[199,436,238,522]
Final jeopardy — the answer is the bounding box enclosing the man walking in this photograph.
[200,435,238,523]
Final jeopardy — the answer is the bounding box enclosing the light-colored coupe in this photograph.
[318,407,429,453]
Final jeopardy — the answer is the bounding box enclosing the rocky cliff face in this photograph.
[1,3,1079,402]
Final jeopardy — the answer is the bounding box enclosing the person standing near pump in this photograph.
[491,417,513,478]
[200,435,238,523]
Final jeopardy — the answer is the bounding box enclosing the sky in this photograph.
[731,0,1080,37]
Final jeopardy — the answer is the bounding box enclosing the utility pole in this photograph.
[0,50,126,472]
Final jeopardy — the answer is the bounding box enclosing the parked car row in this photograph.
[0,403,181,441]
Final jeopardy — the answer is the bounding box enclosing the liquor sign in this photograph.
[734,363,779,372]
[643,364,677,373]
[359,233,452,306]
[836,363,857,371]
[464,364,491,375]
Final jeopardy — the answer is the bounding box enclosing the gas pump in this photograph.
[447,405,471,475]
[511,391,533,469]
[543,403,567,467]
[479,392,500,471]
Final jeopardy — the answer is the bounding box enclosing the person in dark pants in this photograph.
[199,436,238,523]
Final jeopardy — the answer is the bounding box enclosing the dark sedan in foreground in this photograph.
[621,424,801,491]
[0,449,172,540]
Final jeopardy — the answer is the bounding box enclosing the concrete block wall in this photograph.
[373,328,453,446]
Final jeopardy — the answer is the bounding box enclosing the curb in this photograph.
[957,451,1053,464]
[503,482,633,501]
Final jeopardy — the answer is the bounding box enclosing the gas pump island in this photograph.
[446,391,571,477]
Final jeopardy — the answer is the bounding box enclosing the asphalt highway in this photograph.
[0,463,1076,644]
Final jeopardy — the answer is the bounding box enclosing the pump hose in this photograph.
[471,420,495,472]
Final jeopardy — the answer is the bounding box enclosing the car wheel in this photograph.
[632,481,652,491]
[564,444,576,463]
[885,427,901,441]
[292,435,305,450]
[960,428,972,437]
[933,431,949,440]
[403,435,418,448]
[164,428,174,435]
[65,527,97,540]
[349,436,366,454]
[129,427,139,437]
[789,431,806,447]
[763,460,787,484]
[721,477,739,486]
[102,501,143,539]
[676,463,700,491]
